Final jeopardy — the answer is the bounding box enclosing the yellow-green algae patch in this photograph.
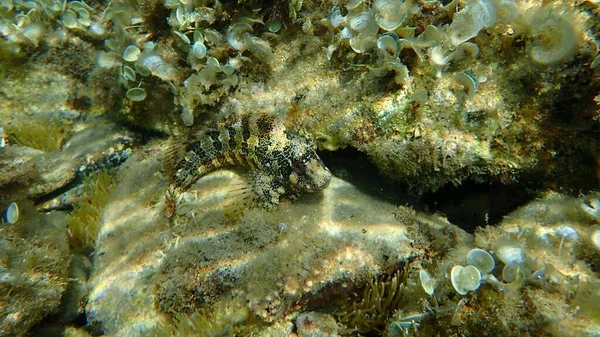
[0,202,70,335]
[67,169,118,254]
[6,117,71,152]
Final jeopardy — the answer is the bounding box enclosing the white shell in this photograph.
[580,198,600,220]
[206,56,221,70]
[4,202,19,224]
[227,23,253,51]
[245,35,273,60]
[502,261,520,283]
[181,109,194,127]
[531,269,546,281]
[348,10,378,35]
[373,0,409,31]
[266,19,281,33]
[97,51,122,68]
[385,61,409,84]
[496,0,518,24]
[451,265,481,295]
[193,30,204,43]
[429,46,449,67]
[419,269,436,296]
[453,72,478,96]
[555,225,578,241]
[493,237,524,265]
[349,34,375,53]
[329,7,344,28]
[592,54,600,69]
[377,34,399,58]
[203,29,222,44]
[346,0,363,10]
[466,248,495,274]
[191,41,207,59]
[173,30,191,46]
[122,65,136,81]
[447,0,494,46]
[0,127,6,148]
[592,229,600,251]
[126,88,147,102]
[62,9,78,28]
[339,27,353,40]
[528,10,578,65]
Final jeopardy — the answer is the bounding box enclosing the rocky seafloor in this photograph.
[1,0,600,336]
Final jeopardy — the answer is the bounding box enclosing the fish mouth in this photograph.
[305,176,332,192]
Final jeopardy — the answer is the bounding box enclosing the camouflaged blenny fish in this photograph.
[164,113,331,214]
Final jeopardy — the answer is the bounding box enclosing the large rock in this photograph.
[85,140,425,336]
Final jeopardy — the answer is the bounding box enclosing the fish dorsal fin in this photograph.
[163,134,190,181]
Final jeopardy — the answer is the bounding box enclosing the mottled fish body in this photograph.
[165,113,331,212]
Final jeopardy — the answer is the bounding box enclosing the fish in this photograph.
[164,113,331,217]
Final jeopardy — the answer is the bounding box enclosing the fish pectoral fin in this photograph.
[248,171,284,211]
[222,178,256,221]
[163,137,189,180]
[222,171,284,220]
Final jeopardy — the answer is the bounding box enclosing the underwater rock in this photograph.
[0,209,70,336]
[1,118,135,200]
[296,312,339,337]
[457,192,600,336]
[85,140,423,336]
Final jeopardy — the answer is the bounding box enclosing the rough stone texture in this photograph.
[0,208,71,336]
[86,139,424,336]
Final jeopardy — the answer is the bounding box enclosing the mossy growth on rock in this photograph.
[334,266,408,335]
[67,169,117,254]
[6,116,71,152]
[152,308,263,337]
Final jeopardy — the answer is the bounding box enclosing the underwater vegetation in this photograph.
[67,169,117,254]
[5,116,71,152]
[1,0,600,335]
[0,202,71,335]
[335,268,408,335]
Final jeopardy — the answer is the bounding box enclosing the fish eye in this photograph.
[292,159,306,174]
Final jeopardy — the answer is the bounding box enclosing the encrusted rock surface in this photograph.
[86,139,427,336]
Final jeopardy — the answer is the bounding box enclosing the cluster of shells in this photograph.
[320,0,417,83]
[96,0,275,125]
[318,0,585,91]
